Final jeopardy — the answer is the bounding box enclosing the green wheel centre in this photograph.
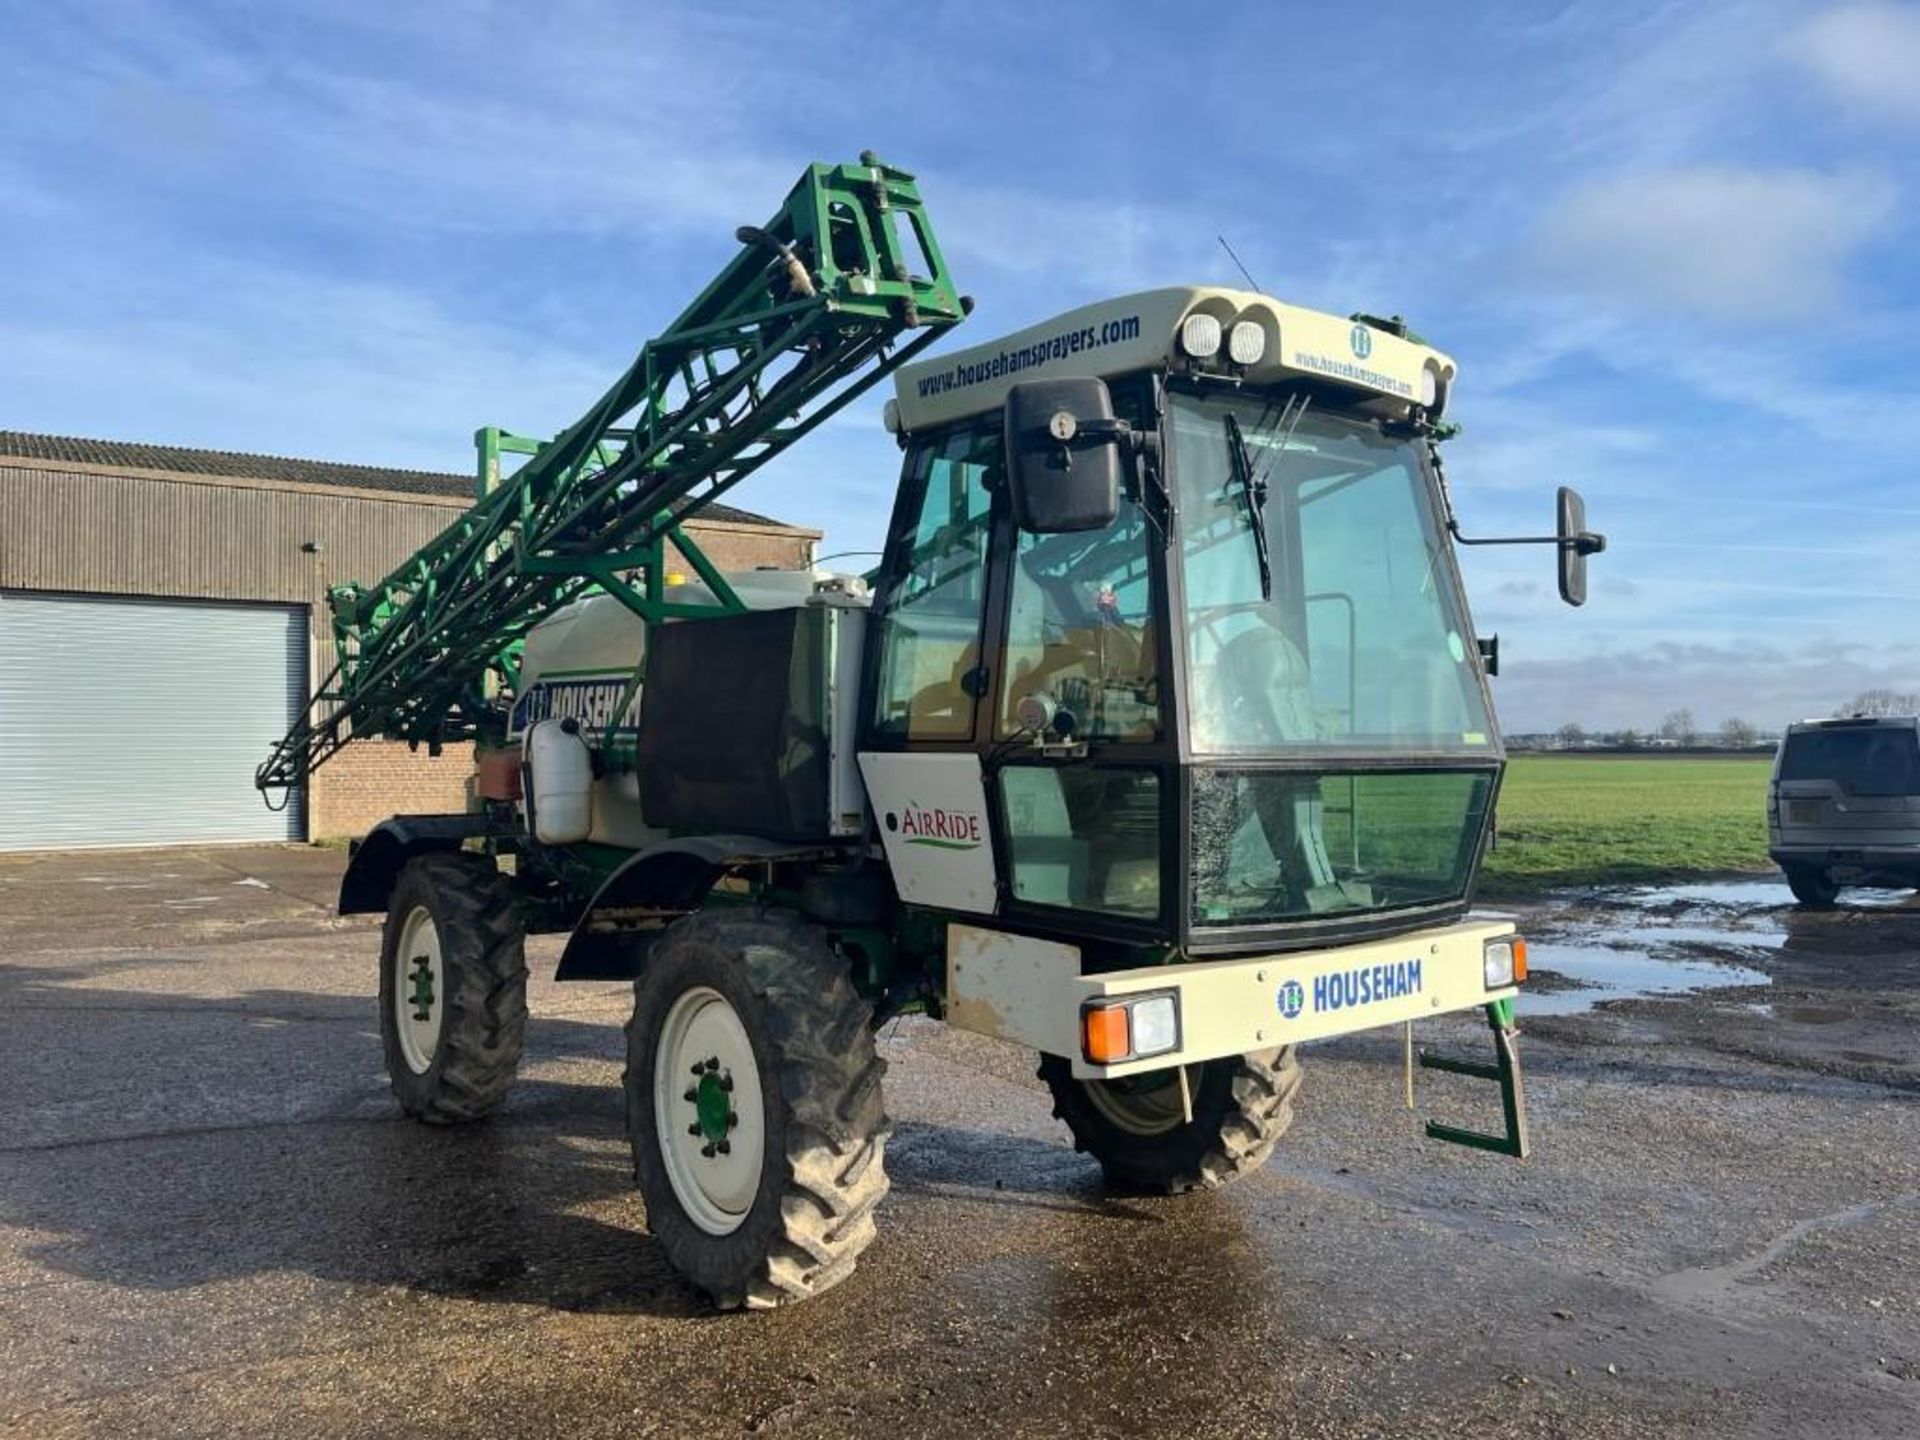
[695,1072,732,1145]
[407,956,435,1021]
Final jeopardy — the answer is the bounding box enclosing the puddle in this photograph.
[1526,941,1773,1016]
[1617,922,1787,948]
[1526,895,1781,1017]
[1528,872,1920,1016]
[1624,879,1794,907]
[1623,879,1920,911]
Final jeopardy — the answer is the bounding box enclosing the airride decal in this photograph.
[885,802,984,852]
[1277,959,1424,1018]
[859,751,997,913]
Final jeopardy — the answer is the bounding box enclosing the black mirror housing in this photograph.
[1004,378,1123,534]
[1556,486,1606,607]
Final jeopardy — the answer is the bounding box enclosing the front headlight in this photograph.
[1483,937,1528,989]
[1082,990,1182,1064]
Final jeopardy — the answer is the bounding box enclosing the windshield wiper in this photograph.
[1224,410,1273,602]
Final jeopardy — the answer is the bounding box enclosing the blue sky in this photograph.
[3,0,1918,733]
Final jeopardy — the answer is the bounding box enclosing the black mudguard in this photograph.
[555,835,842,980]
[338,814,499,915]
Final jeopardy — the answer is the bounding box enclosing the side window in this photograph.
[998,499,1161,741]
[870,428,996,740]
[998,765,1161,917]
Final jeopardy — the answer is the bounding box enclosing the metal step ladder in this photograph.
[1416,998,1530,1158]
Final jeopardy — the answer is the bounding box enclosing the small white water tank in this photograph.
[527,718,594,844]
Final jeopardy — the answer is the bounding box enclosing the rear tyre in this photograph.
[624,908,889,1310]
[1040,1048,1301,1194]
[378,853,528,1123]
[1784,866,1840,909]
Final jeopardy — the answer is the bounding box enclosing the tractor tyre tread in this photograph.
[380,852,528,1125]
[1040,1047,1301,1195]
[624,908,889,1311]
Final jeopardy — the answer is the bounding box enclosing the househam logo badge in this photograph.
[1277,979,1305,1019]
[1349,322,1373,359]
[886,804,984,851]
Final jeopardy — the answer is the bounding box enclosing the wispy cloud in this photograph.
[1526,167,1898,321]
[1786,1,1920,125]
[0,256,607,471]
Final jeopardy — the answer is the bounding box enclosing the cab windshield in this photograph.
[1171,391,1494,756]
[1170,390,1496,929]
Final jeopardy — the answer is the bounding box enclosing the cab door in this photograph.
[858,423,1002,913]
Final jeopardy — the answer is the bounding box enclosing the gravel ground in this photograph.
[1,846,1915,1439]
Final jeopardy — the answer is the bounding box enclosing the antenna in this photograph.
[1218,235,1261,292]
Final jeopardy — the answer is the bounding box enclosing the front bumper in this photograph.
[946,915,1519,1080]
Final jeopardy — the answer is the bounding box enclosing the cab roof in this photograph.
[891,286,1457,433]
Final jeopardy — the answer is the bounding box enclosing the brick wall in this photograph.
[306,521,819,841]
[310,741,477,840]
[665,526,816,574]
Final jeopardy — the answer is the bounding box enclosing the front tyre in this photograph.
[625,909,889,1310]
[378,853,528,1123]
[1041,1048,1301,1194]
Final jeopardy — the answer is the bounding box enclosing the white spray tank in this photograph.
[526,718,594,844]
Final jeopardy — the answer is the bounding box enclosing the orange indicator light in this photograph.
[1083,1004,1132,1065]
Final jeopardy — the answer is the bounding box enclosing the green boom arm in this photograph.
[257,154,966,796]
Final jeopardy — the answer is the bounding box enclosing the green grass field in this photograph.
[1479,755,1773,898]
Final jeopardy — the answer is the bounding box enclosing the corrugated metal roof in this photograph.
[0,430,793,529]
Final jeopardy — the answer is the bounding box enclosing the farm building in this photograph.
[0,431,818,852]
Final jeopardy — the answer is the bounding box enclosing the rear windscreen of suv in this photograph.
[1780,727,1920,796]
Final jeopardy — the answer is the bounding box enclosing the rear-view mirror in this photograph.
[1004,378,1123,534]
[1557,486,1606,607]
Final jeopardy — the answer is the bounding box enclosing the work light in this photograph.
[1180,313,1222,359]
[1227,319,1266,366]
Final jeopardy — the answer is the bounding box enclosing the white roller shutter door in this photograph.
[0,592,306,850]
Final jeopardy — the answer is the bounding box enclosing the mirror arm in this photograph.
[1430,441,1603,553]
[1448,524,1606,556]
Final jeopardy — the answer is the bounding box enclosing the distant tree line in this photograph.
[1534,690,1920,753]
[1841,689,1920,718]
[1541,708,1764,751]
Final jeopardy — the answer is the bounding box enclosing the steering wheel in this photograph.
[1215,620,1310,747]
[1191,600,1277,662]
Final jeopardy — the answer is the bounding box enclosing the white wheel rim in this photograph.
[653,985,765,1236]
[1083,1067,1190,1137]
[393,905,444,1075]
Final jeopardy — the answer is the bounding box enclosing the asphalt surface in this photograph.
[2,846,1916,1439]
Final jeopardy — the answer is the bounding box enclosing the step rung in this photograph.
[1424,1120,1524,1158]
[1418,1053,1501,1082]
